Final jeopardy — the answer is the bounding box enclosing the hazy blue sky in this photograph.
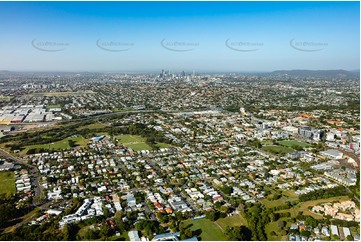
[0,1,359,72]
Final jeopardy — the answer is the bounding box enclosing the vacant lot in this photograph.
[277,140,311,148]
[183,218,228,241]
[0,171,16,194]
[262,145,293,154]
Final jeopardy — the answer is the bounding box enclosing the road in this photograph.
[9,108,212,128]
[0,148,42,205]
[115,156,157,220]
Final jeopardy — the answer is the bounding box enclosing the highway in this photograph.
[8,108,212,127]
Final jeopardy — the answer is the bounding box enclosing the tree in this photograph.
[346,235,353,241]
[331,234,339,241]
[180,228,194,240]
[220,185,233,195]
[214,201,222,211]
[225,226,252,241]
[300,230,311,237]
[305,216,317,228]
[114,211,125,231]
[238,204,245,214]
[84,229,99,240]
[100,222,111,239]
[206,210,217,221]
[269,213,279,222]
[102,205,110,218]
[220,205,229,214]
[4,192,12,200]
[62,223,78,241]
[68,139,76,147]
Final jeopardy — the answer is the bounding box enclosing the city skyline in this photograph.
[0,1,359,72]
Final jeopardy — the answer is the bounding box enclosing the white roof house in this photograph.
[128,230,141,241]
[330,225,339,237]
[342,227,351,238]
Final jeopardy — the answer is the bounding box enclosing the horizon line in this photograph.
[0,69,359,74]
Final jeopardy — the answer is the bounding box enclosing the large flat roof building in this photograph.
[320,149,343,159]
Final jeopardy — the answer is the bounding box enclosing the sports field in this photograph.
[21,135,88,155]
[116,134,153,151]
[277,140,311,148]
[262,145,293,154]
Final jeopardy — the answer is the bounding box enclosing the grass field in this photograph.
[282,190,299,199]
[116,134,153,151]
[21,135,88,155]
[0,171,15,194]
[76,123,108,131]
[265,217,290,241]
[265,220,281,240]
[262,145,294,154]
[155,143,172,149]
[116,134,146,143]
[183,218,228,241]
[261,198,287,208]
[276,196,350,219]
[277,140,311,148]
[262,190,299,209]
[216,214,248,230]
[350,227,360,237]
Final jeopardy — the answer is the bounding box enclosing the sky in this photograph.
[0,1,359,72]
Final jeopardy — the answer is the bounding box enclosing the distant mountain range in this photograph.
[269,69,359,78]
